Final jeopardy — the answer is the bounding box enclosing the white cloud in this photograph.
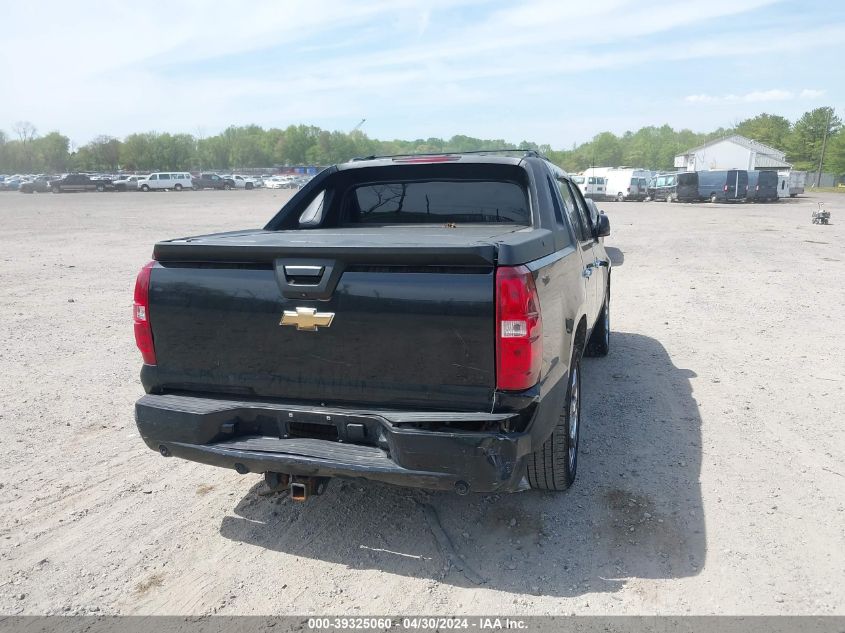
[1,0,840,145]
[684,88,828,104]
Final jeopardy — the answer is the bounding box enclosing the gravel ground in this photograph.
[0,189,843,616]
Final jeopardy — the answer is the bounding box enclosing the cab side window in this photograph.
[567,181,595,238]
[557,178,589,242]
[545,176,565,226]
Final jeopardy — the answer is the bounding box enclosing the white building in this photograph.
[674,134,792,172]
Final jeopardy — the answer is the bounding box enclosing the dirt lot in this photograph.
[0,189,843,616]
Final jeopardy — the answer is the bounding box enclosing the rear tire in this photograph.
[586,293,610,357]
[666,193,674,203]
[52,186,60,194]
[224,184,231,190]
[96,184,105,192]
[245,182,253,190]
[527,352,582,491]
[174,184,183,191]
[616,192,624,202]
[710,193,718,203]
[141,185,150,192]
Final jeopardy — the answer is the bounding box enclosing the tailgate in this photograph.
[147,257,496,410]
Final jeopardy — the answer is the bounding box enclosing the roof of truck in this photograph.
[336,149,549,170]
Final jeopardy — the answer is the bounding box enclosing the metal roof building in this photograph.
[674,134,792,172]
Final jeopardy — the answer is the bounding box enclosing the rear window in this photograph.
[346,181,529,225]
[759,171,777,186]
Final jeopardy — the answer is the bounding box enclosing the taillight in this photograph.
[133,260,156,365]
[723,185,728,192]
[756,185,759,191]
[496,266,542,391]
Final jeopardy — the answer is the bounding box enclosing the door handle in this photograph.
[582,265,593,278]
[594,259,609,268]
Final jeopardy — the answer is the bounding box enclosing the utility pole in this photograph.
[816,107,832,187]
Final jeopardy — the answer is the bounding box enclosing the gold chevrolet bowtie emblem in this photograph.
[280,307,335,331]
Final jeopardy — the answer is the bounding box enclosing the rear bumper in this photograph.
[135,393,534,493]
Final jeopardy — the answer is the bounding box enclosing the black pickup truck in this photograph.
[133,152,611,498]
[192,173,236,190]
[49,174,113,193]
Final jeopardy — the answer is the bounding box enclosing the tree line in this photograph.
[0,107,841,175]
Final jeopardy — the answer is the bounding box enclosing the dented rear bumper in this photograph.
[135,393,533,493]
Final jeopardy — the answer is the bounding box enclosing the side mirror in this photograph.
[595,213,610,238]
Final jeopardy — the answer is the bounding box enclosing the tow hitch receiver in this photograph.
[289,476,330,501]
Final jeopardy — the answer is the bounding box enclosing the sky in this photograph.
[2,0,843,149]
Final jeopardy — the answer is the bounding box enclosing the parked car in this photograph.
[573,173,607,200]
[49,174,113,193]
[137,172,193,192]
[192,173,235,190]
[697,170,748,203]
[609,169,650,202]
[587,168,651,201]
[675,172,700,202]
[647,172,683,202]
[133,151,612,498]
[19,177,51,193]
[1,178,23,191]
[113,175,147,192]
[746,170,779,203]
[229,174,259,190]
[264,176,287,189]
[782,170,806,197]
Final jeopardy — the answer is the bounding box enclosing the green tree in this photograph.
[277,125,320,165]
[225,125,270,168]
[82,135,122,171]
[120,133,156,170]
[149,133,196,170]
[825,130,845,175]
[32,132,70,172]
[12,121,37,171]
[735,113,791,151]
[788,107,842,171]
[197,136,230,170]
[588,132,623,166]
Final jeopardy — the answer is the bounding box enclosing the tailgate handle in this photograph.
[275,258,345,300]
[284,265,324,278]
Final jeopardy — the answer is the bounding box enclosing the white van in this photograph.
[591,167,651,201]
[572,173,607,200]
[138,172,194,191]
